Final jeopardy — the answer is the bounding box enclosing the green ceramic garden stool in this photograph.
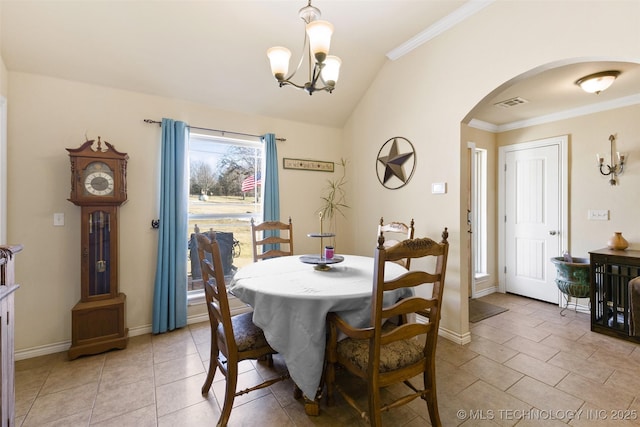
[551,257,591,316]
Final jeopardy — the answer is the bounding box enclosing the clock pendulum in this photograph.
[96,211,106,274]
[66,137,129,360]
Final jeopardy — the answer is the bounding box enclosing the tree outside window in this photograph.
[187,134,263,296]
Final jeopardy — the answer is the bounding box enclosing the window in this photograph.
[187,133,264,298]
[472,147,487,278]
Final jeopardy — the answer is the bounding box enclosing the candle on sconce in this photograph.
[596,153,604,165]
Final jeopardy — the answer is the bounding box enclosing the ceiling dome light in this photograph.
[575,70,621,94]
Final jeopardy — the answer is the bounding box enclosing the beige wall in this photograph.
[497,104,640,256]
[7,72,344,354]
[0,67,6,246]
[0,2,6,97]
[1,14,7,245]
[0,55,6,98]
[5,0,640,354]
[344,0,640,342]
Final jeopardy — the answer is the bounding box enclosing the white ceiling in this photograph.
[2,1,639,130]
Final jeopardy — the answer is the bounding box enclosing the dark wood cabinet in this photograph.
[590,248,640,343]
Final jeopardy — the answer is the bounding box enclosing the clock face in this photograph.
[83,162,115,196]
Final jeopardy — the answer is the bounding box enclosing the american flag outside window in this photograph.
[241,172,261,192]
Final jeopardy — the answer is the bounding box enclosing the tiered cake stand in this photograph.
[299,213,344,271]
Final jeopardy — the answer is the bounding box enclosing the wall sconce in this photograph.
[597,134,626,185]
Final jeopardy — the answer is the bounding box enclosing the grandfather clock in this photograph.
[67,137,129,360]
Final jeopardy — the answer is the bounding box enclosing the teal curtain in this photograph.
[152,118,188,334]
[262,133,280,221]
[262,133,280,250]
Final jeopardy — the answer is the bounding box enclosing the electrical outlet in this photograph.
[588,209,609,221]
[53,213,65,226]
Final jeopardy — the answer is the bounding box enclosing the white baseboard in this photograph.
[15,341,70,361]
[416,315,472,345]
[439,327,472,345]
[473,285,498,298]
[15,312,214,361]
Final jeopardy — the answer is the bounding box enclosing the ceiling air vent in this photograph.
[493,96,529,109]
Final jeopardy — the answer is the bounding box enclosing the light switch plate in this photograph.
[431,182,447,194]
[588,209,609,221]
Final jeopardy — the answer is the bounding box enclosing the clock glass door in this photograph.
[89,210,111,296]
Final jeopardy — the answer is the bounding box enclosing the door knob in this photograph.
[549,230,558,236]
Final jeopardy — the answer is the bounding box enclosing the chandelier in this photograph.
[267,1,341,95]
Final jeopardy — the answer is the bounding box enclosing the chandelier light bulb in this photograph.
[321,55,341,86]
[267,47,292,80]
[306,20,333,63]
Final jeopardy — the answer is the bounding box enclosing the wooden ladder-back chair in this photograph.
[326,228,449,427]
[378,217,415,269]
[196,233,289,427]
[250,217,294,262]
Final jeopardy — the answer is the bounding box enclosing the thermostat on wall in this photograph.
[431,182,447,194]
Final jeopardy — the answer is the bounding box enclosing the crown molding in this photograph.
[467,119,499,133]
[386,0,495,61]
[468,94,640,133]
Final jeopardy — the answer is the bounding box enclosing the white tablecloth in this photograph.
[229,254,411,398]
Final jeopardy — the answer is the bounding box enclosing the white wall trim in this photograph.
[495,93,640,132]
[386,0,495,61]
[469,93,640,133]
[417,314,472,345]
[15,341,69,361]
[16,309,473,360]
[561,297,590,314]
[473,285,498,298]
[468,119,499,133]
[440,328,472,346]
[15,311,213,360]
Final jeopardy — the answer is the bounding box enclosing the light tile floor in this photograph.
[15,293,640,426]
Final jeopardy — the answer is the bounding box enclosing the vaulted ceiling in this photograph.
[2,1,638,130]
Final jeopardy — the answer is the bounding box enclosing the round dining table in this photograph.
[229,254,411,403]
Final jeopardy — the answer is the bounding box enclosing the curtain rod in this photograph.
[143,119,286,142]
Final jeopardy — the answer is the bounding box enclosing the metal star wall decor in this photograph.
[376,137,416,189]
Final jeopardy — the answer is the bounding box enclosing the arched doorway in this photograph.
[461,59,640,322]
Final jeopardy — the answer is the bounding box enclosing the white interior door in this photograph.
[500,136,568,304]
